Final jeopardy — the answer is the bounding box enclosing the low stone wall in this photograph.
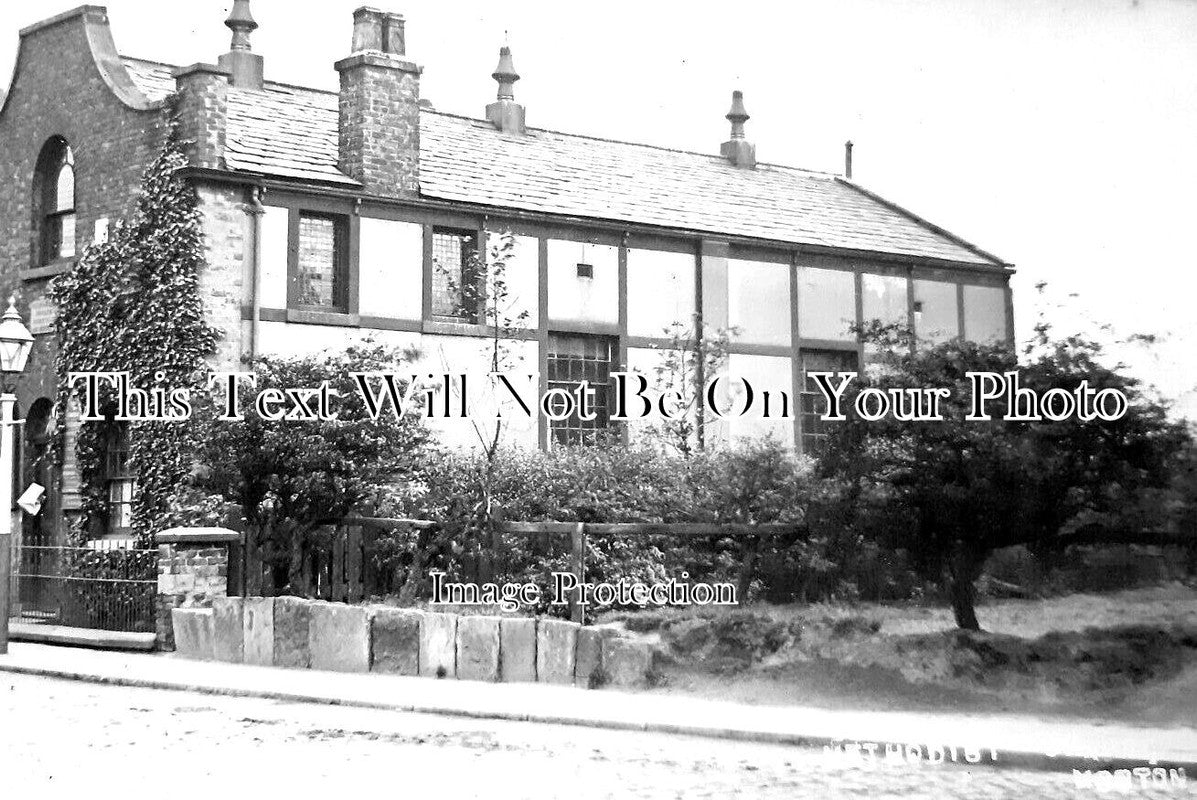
[172,598,655,689]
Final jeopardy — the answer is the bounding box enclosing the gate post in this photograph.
[155,527,242,651]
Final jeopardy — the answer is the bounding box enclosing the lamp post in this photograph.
[0,297,33,655]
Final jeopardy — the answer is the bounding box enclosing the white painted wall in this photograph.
[627,248,696,337]
[359,217,423,320]
[546,239,618,324]
[259,205,289,309]
[409,334,540,451]
[490,233,539,330]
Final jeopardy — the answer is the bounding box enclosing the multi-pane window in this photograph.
[103,422,135,536]
[431,227,480,320]
[799,349,858,456]
[39,140,75,265]
[546,334,616,446]
[296,213,348,311]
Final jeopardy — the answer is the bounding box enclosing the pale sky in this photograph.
[3,0,1195,419]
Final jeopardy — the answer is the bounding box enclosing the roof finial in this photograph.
[844,140,854,180]
[726,90,750,140]
[226,0,258,52]
[721,90,756,168]
[492,45,520,101]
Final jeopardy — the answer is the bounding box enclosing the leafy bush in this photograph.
[385,439,813,615]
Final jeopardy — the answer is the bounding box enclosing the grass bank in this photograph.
[597,583,1197,726]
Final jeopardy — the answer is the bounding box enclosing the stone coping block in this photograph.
[156,527,242,545]
[536,619,579,685]
[172,608,214,661]
[242,597,274,666]
[211,597,244,663]
[575,626,618,688]
[499,617,537,683]
[309,602,372,673]
[456,615,500,683]
[371,607,422,676]
[420,612,457,679]
[601,636,654,688]
[273,596,313,669]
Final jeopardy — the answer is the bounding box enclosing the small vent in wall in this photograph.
[576,263,593,279]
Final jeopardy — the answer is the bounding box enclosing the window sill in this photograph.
[21,258,76,281]
[285,308,360,327]
[423,318,487,337]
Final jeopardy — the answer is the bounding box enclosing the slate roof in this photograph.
[121,57,1004,267]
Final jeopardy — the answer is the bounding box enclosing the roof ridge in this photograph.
[122,53,835,177]
[120,54,341,97]
[421,108,838,178]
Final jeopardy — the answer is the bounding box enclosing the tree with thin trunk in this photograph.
[816,320,1191,630]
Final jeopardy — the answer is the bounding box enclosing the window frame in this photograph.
[798,348,859,457]
[292,211,351,314]
[545,332,619,447]
[34,138,77,267]
[101,419,136,538]
[428,225,483,323]
[285,204,360,323]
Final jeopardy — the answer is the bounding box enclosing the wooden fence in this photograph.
[232,516,436,602]
[231,514,804,621]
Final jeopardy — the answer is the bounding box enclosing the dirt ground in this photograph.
[600,583,1197,727]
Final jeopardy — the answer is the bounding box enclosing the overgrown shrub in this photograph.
[385,439,813,615]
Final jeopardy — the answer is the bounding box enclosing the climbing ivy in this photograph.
[50,97,218,543]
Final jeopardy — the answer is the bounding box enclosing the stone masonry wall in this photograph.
[0,10,165,414]
[155,543,230,651]
[196,182,249,369]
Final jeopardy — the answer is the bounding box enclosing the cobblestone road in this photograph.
[0,672,1188,798]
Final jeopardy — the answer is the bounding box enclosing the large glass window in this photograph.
[296,213,348,311]
[799,349,858,455]
[431,227,481,320]
[861,273,909,328]
[963,285,1009,344]
[546,333,616,446]
[37,138,76,265]
[913,279,959,345]
[797,266,856,341]
[727,259,790,345]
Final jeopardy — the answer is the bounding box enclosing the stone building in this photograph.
[0,3,1013,541]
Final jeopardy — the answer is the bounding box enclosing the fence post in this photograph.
[570,522,586,625]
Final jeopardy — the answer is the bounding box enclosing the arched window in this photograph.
[34,137,76,265]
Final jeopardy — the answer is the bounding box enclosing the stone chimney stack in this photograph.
[486,46,525,134]
[217,0,263,89]
[720,90,756,169]
[172,63,230,169]
[335,7,422,197]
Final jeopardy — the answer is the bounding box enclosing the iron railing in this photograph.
[13,541,157,633]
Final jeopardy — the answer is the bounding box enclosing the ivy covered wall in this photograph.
[50,100,218,543]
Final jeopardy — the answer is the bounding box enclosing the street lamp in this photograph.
[0,297,33,655]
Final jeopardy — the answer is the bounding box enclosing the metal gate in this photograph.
[13,539,157,633]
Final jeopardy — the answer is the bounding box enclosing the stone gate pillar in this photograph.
[155,527,241,651]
